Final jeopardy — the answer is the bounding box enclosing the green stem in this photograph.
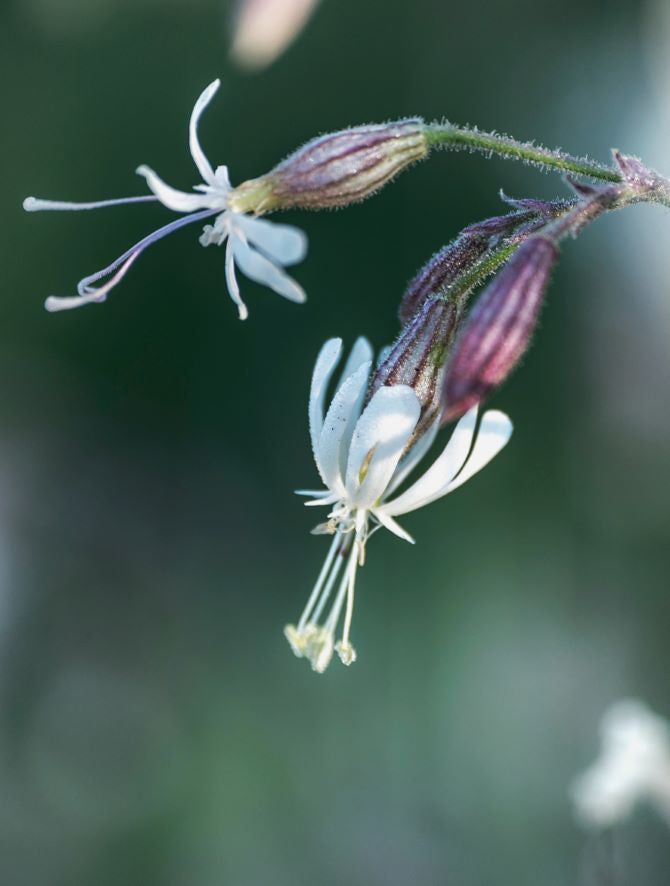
[425,123,622,183]
[441,241,521,304]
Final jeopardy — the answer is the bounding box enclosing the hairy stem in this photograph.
[425,123,622,183]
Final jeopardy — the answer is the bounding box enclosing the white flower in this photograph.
[284,336,513,673]
[571,699,670,829]
[23,79,307,320]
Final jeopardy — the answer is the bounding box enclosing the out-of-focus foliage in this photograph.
[1,0,669,883]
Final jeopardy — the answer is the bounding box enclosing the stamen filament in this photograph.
[77,209,219,293]
[297,532,340,629]
[323,542,358,635]
[24,195,160,212]
[310,536,348,625]
[45,251,140,312]
[341,541,359,648]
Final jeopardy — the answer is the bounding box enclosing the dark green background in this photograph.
[1,0,669,883]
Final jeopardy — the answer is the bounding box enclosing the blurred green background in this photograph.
[1,0,670,883]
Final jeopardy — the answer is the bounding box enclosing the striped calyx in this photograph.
[229,120,428,212]
[371,294,461,443]
[442,236,558,421]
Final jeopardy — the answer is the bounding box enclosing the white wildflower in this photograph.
[23,80,307,320]
[285,336,513,673]
[572,699,670,829]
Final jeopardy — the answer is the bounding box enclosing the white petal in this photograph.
[337,337,374,391]
[345,385,420,509]
[373,509,415,543]
[381,406,479,516]
[231,235,306,303]
[309,338,342,483]
[235,213,307,265]
[224,238,249,320]
[317,360,372,495]
[189,80,220,186]
[384,417,440,497]
[445,409,513,493]
[136,165,210,213]
[303,494,340,507]
[214,165,232,190]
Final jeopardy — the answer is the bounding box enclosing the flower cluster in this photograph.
[25,77,666,675]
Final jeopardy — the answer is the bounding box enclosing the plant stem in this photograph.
[425,123,622,183]
[441,241,521,305]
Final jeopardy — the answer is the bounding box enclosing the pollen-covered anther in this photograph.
[335,640,357,666]
[283,623,318,657]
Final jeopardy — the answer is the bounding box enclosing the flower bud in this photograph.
[398,234,490,325]
[442,236,558,421]
[371,294,461,441]
[228,120,428,213]
[397,201,567,325]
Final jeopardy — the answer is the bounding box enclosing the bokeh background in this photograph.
[1,0,670,883]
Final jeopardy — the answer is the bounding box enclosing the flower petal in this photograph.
[373,509,415,543]
[234,213,308,265]
[337,337,374,391]
[224,238,249,320]
[445,409,513,492]
[345,385,420,508]
[231,235,306,303]
[189,80,220,186]
[309,338,342,483]
[381,406,479,516]
[384,417,439,497]
[136,164,210,213]
[318,360,372,495]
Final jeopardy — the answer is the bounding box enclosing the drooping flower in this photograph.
[23,80,308,320]
[571,700,670,830]
[284,337,513,673]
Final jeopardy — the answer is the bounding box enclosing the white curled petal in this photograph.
[373,509,415,544]
[224,238,249,320]
[234,213,308,265]
[381,406,479,516]
[303,494,340,507]
[231,236,306,303]
[318,361,372,495]
[309,338,343,483]
[445,409,512,493]
[385,417,440,497]
[189,80,220,186]
[136,165,210,213]
[346,386,420,509]
[214,165,232,191]
[337,337,374,391]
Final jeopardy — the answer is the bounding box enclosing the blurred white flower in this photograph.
[284,336,513,673]
[571,699,670,829]
[24,80,307,320]
[230,0,321,70]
